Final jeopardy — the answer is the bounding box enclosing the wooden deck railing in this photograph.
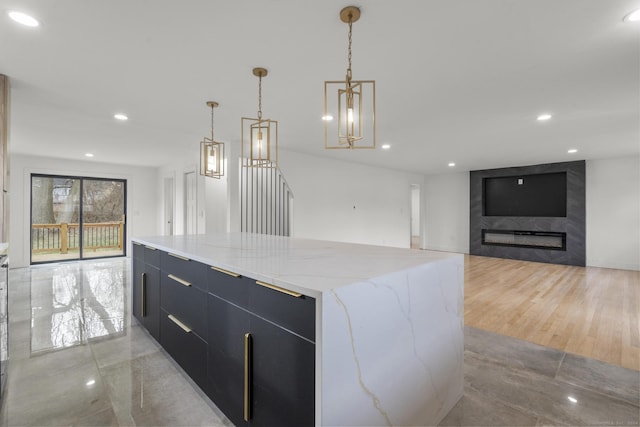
[32,222,124,254]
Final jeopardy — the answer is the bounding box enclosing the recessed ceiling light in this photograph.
[8,11,39,27]
[322,115,333,121]
[85,153,94,158]
[567,396,577,403]
[537,114,552,121]
[381,144,391,149]
[567,149,578,154]
[623,9,640,22]
[448,162,456,167]
[86,379,96,387]
[114,113,128,121]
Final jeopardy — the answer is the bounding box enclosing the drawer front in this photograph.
[161,273,207,338]
[160,309,207,391]
[207,266,249,307]
[161,251,207,291]
[144,245,161,267]
[132,242,144,260]
[249,281,315,342]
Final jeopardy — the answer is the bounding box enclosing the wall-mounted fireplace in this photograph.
[482,229,566,251]
[470,161,585,266]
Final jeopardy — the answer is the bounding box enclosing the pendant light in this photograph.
[241,67,278,168]
[324,6,376,149]
[200,101,225,179]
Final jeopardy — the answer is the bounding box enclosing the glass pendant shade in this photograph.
[199,101,225,179]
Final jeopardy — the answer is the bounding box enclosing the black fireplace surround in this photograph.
[470,161,586,266]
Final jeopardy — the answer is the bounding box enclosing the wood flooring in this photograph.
[464,255,640,371]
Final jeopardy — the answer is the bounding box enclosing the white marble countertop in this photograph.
[132,233,461,298]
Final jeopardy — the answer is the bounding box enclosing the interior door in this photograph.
[164,177,174,236]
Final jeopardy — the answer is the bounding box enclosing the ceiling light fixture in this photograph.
[324,6,376,150]
[114,113,128,121]
[200,101,225,179]
[623,9,640,22]
[8,11,39,27]
[448,162,456,167]
[85,153,94,158]
[381,144,391,149]
[567,396,577,403]
[242,67,278,168]
[322,115,334,121]
[537,114,552,121]
[568,149,578,154]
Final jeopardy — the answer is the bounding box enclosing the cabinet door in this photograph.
[207,294,250,427]
[132,258,144,325]
[144,265,160,341]
[250,316,315,427]
[160,309,207,391]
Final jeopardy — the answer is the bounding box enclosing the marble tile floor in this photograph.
[0,258,230,427]
[440,327,640,427]
[0,258,637,426]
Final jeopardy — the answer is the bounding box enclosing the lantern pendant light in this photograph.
[241,67,278,168]
[200,101,225,179]
[324,6,376,149]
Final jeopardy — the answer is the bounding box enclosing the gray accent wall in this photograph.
[470,161,586,266]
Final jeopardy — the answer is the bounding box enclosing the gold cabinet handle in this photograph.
[244,333,252,421]
[211,266,241,278]
[141,272,147,317]
[255,280,302,298]
[168,252,190,261]
[168,274,192,287]
[168,314,191,333]
[144,245,157,251]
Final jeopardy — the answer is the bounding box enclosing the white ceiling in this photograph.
[1,0,639,174]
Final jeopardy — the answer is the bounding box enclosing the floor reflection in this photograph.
[30,260,126,354]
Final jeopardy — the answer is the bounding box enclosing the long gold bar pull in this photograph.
[168,252,190,261]
[168,274,192,287]
[168,314,192,333]
[255,280,303,298]
[244,332,252,421]
[141,272,147,317]
[211,266,241,278]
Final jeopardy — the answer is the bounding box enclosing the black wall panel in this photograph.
[470,161,586,266]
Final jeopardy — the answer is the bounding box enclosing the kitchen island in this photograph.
[131,232,463,426]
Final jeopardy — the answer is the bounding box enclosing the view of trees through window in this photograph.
[31,175,126,263]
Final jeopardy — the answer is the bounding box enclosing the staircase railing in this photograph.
[239,160,293,236]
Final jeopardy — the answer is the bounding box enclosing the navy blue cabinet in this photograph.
[207,268,315,427]
[131,243,316,426]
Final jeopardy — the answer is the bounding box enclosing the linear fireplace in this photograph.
[482,229,566,251]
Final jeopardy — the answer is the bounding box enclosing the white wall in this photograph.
[157,146,207,236]
[586,156,640,270]
[279,150,422,248]
[423,172,470,253]
[9,154,158,268]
